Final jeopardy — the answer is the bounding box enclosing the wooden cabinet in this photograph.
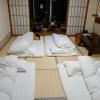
[75,34,83,46]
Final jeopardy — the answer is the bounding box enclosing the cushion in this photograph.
[64,61,82,76]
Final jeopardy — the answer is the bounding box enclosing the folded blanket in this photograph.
[49,46,74,54]
[63,61,82,76]
[52,33,75,49]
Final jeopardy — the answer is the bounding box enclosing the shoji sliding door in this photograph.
[67,0,89,35]
[8,0,30,35]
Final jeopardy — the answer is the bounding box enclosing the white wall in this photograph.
[0,0,11,42]
[85,0,98,33]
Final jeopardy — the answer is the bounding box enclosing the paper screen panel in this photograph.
[67,0,88,35]
[8,0,30,35]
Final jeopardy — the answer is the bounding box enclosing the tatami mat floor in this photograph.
[35,70,65,98]
[0,36,100,98]
[27,57,57,70]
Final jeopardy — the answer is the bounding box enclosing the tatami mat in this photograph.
[35,70,65,98]
[56,56,78,63]
[34,97,67,100]
[0,37,15,56]
[27,57,57,70]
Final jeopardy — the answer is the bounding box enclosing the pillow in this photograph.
[63,61,82,76]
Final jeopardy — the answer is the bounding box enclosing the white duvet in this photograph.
[0,55,35,100]
[9,32,45,57]
[79,56,100,100]
[45,35,78,56]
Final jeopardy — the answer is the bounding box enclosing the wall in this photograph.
[85,0,99,33]
[0,0,11,48]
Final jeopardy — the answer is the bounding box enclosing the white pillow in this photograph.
[64,61,82,76]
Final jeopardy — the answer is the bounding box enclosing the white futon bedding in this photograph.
[57,63,91,100]
[0,55,35,100]
[45,35,78,56]
[57,56,100,100]
[8,32,45,57]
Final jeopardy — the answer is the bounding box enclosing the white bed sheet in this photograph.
[57,63,92,100]
[12,63,35,100]
[8,36,45,57]
[45,36,78,56]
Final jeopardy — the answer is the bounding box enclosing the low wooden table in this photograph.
[81,34,100,56]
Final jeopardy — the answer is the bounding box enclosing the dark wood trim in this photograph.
[95,17,100,24]
[28,0,31,31]
[84,0,90,30]
[66,0,70,35]
[93,0,100,33]
[7,0,13,35]
[96,0,100,13]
